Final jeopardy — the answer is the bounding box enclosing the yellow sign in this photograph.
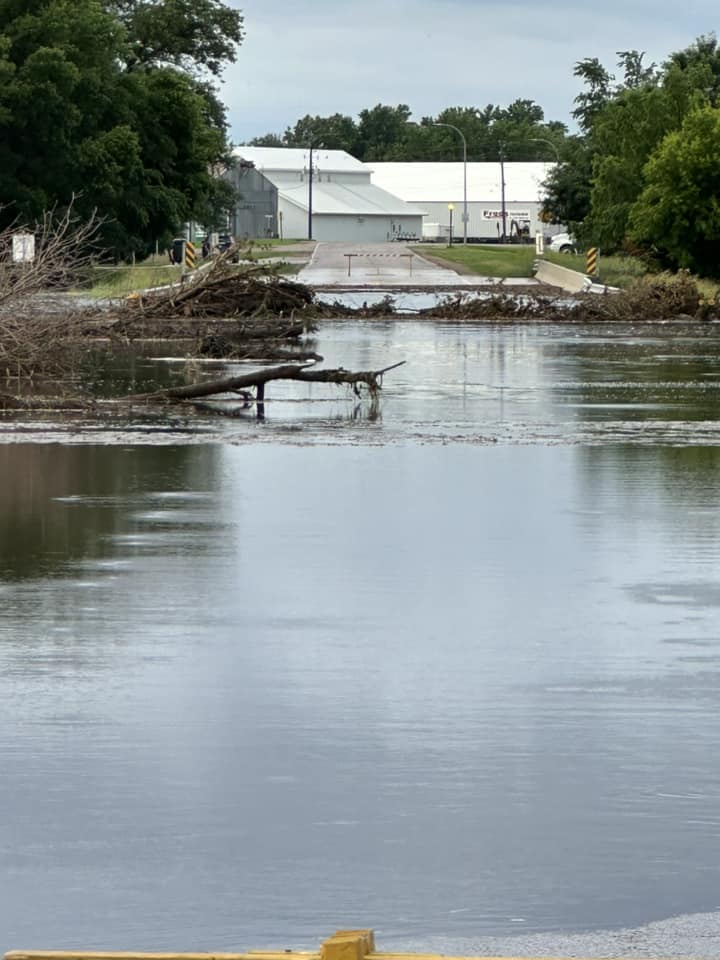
[586,246,598,275]
[185,240,196,270]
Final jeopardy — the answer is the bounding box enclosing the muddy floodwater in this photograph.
[3,320,720,953]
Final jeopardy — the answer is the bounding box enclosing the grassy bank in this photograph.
[414,242,645,285]
[77,258,182,297]
[414,243,538,278]
[414,242,720,297]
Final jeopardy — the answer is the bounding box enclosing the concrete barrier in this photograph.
[534,258,591,293]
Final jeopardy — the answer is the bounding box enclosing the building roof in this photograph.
[369,162,554,203]
[235,146,366,173]
[280,181,425,217]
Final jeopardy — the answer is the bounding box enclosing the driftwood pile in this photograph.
[415,272,712,324]
[105,264,334,361]
[123,268,317,321]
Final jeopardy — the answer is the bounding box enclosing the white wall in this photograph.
[278,199,307,240]
[278,202,422,242]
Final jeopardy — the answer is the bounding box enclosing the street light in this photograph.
[528,138,560,163]
[433,122,468,244]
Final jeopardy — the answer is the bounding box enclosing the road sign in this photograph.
[586,247,598,276]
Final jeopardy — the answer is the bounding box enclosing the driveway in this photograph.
[297,241,540,289]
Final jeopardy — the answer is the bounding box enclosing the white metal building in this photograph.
[230,147,425,242]
[369,162,558,242]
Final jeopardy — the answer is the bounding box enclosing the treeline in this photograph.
[253,35,720,278]
[0,0,243,259]
[250,100,566,164]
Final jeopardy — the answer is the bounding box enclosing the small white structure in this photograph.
[230,147,424,242]
[369,162,557,242]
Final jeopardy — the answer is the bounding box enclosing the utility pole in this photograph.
[499,143,507,243]
[307,143,315,241]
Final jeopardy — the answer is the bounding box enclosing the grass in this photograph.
[75,252,304,298]
[415,242,715,293]
[77,256,182,297]
[244,238,305,247]
[414,243,538,278]
[237,239,310,261]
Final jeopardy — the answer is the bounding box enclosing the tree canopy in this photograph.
[249,100,567,164]
[629,105,720,276]
[0,0,243,258]
[542,34,720,268]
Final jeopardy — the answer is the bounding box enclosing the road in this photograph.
[297,241,541,289]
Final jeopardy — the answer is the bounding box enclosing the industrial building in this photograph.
[226,147,425,242]
[369,162,557,242]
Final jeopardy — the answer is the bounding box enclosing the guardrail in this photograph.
[1,927,612,960]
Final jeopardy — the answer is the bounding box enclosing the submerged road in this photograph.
[297,240,542,289]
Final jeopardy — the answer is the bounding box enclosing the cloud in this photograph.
[221,0,719,143]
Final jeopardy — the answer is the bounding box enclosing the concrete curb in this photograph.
[534,259,619,295]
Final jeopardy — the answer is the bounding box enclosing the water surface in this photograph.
[2,322,720,951]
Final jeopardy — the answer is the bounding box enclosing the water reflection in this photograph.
[4,320,720,444]
[3,325,720,951]
[0,445,222,579]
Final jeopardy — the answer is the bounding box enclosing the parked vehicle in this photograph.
[548,232,576,254]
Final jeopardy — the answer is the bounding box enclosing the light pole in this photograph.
[433,122,468,244]
[528,138,560,163]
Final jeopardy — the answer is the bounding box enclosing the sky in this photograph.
[221,0,719,145]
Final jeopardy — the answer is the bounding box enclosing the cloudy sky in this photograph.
[221,0,718,144]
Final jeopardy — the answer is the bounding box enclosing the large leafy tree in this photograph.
[553,37,720,252]
[629,105,720,276]
[108,0,243,75]
[0,0,243,258]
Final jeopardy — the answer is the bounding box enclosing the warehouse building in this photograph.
[227,147,424,242]
[369,162,557,242]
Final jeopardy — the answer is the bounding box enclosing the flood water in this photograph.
[3,320,720,952]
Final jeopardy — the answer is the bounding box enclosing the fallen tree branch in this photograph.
[126,361,406,404]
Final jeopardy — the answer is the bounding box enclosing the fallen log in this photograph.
[125,361,405,417]
[127,361,405,402]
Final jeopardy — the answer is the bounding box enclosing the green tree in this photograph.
[568,38,720,252]
[584,82,682,248]
[0,0,241,258]
[280,112,358,152]
[355,103,412,160]
[541,135,593,230]
[629,105,720,276]
[107,0,244,75]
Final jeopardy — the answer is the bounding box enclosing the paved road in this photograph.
[298,241,540,289]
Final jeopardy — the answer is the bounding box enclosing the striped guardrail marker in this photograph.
[586,246,598,276]
[184,240,196,271]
